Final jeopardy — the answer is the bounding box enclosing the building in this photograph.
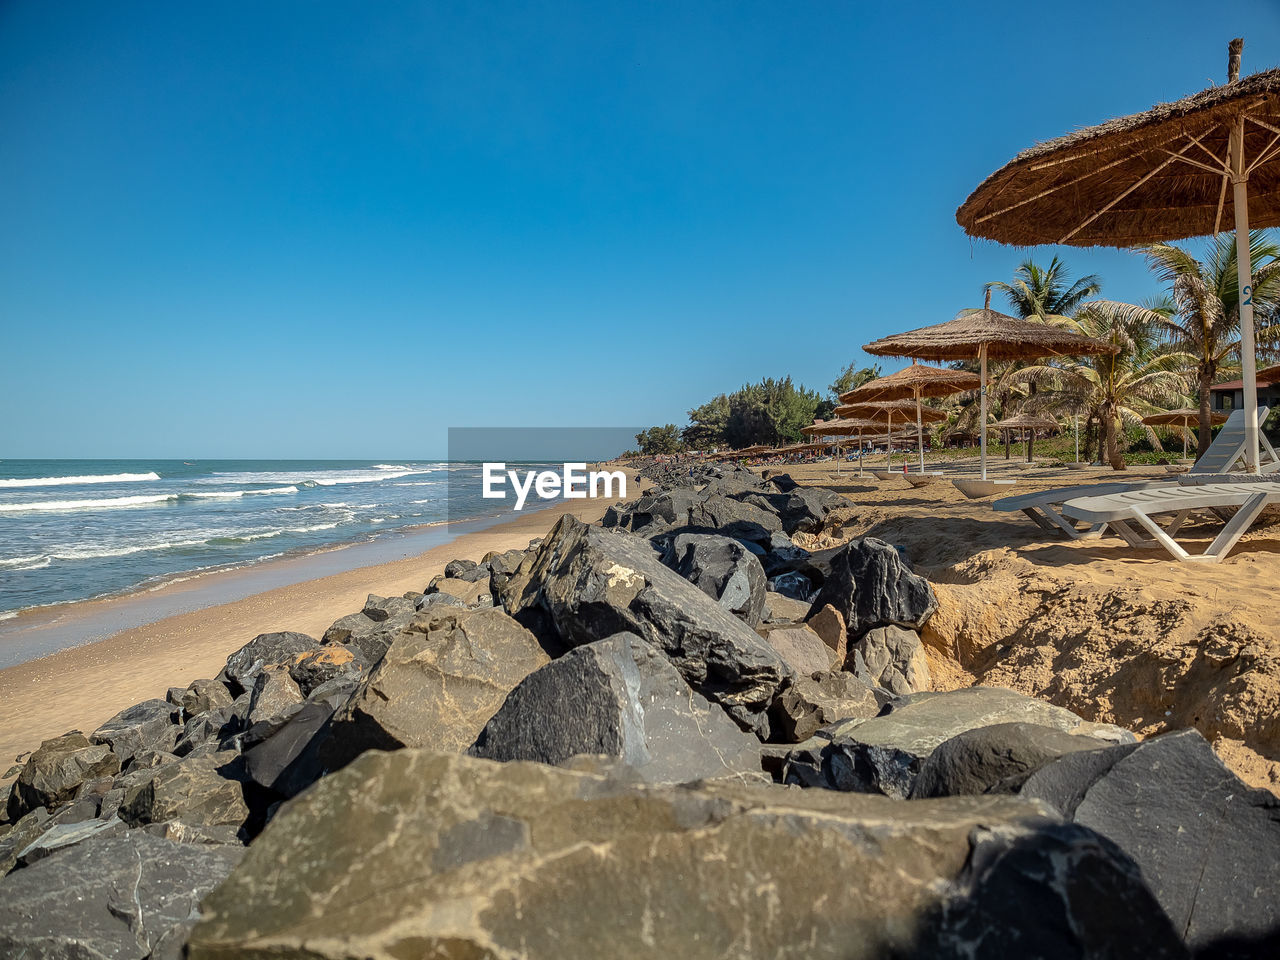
[1209,364,1280,412]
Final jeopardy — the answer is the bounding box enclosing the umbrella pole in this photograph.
[1232,113,1261,473]
[885,419,891,470]
[1183,417,1189,460]
[979,343,988,480]
[1074,414,1079,463]
[858,428,864,477]
[915,394,925,474]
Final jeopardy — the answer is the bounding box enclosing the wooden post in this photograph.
[1230,41,1261,472]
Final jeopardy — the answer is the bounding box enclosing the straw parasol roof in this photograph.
[863,306,1120,363]
[1142,408,1229,428]
[835,400,947,424]
[994,413,1060,432]
[802,418,879,437]
[956,68,1280,247]
[838,363,979,403]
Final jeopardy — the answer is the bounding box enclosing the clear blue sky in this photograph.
[3,1,1279,458]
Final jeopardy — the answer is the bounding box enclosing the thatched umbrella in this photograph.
[957,39,1280,472]
[1142,407,1230,460]
[803,417,879,476]
[835,400,946,471]
[993,412,1059,462]
[839,364,979,474]
[863,291,1116,479]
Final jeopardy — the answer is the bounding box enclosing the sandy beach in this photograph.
[0,483,638,776]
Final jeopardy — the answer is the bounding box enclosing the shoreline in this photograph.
[0,482,636,770]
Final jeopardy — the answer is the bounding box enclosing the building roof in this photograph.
[1210,364,1280,392]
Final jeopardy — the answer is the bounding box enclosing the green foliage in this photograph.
[985,256,1102,320]
[828,363,882,399]
[634,424,684,455]
[682,377,821,450]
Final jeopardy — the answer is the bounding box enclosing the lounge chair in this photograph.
[1061,479,1280,562]
[992,406,1275,539]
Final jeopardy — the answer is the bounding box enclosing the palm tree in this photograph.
[1011,301,1192,470]
[1142,231,1280,457]
[985,256,1103,320]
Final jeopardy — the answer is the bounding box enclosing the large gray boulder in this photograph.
[185,750,1187,959]
[221,631,320,694]
[322,606,550,767]
[1019,729,1280,956]
[6,732,121,821]
[180,679,235,719]
[500,515,791,736]
[850,625,931,695]
[470,633,762,784]
[805,537,937,639]
[0,830,243,960]
[89,699,179,764]
[738,486,843,535]
[786,687,1134,799]
[119,751,250,832]
[601,488,701,536]
[769,671,880,743]
[658,532,767,626]
[911,722,1110,799]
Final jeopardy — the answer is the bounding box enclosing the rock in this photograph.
[0,808,50,875]
[246,665,304,727]
[444,557,478,578]
[222,631,320,694]
[788,687,1135,800]
[1019,729,1280,954]
[185,750,1187,960]
[691,493,785,545]
[426,576,492,606]
[288,644,364,697]
[500,515,790,736]
[6,732,121,821]
[601,488,701,535]
[242,694,346,797]
[181,678,235,719]
[120,752,250,831]
[324,606,551,767]
[415,590,467,611]
[738,486,842,535]
[165,685,185,706]
[763,590,811,622]
[850,625,931,695]
[361,593,415,622]
[485,548,527,592]
[142,820,243,846]
[175,704,239,756]
[767,570,814,601]
[805,537,937,639]
[0,830,243,960]
[657,532,767,626]
[807,603,847,664]
[911,722,1110,799]
[769,671,880,743]
[760,624,832,675]
[90,698,178,764]
[322,609,412,664]
[13,816,129,868]
[470,633,762,784]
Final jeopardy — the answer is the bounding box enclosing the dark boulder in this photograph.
[361,593,415,622]
[322,608,412,665]
[657,532,767,626]
[241,692,348,797]
[120,751,250,832]
[470,633,762,784]
[768,671,880,743]
[805,537,937,639]
[288,644,365,697]
[6,732,120,821]
[180,678,235,719]
[222,631,320,695]
[0,830,243,960]
[12,816,128,869]
[759,624,832,675]
[88,698,178,765]
[500,515,791,736]
[444,558,478,579]
[738,486,842,535]
[690,493,784,545]
[767,570,814,601]
[246,664,304,727]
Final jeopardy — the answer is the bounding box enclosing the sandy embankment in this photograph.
[0,475,640,774]
[770,457,1280,793]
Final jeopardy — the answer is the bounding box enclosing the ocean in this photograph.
[0,459,516,617]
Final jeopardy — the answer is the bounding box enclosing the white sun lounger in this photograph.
[1061,480,1280,562]
[992,405,1275,539]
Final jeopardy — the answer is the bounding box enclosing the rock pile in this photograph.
[2,466,1277,958]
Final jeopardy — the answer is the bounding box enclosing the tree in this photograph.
[985,256,1102,320]
[1011,300,1191,470]
[683,394,731,449]
[814,363,881,419]
[634,425,684,455]
[1142,231,1280,457]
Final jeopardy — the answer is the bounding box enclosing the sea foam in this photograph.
[0,471,161,488]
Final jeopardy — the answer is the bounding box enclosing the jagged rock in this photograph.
[222,631,320,695]
[760,624,832,675]
[851,625,931,695]
[805,537,937,639]
[242,693,347,797]
[911,722,1109,798]
[415,590,468,612]
[120,752,249,831]
[165,685,185,706]
[657,532,767,626]
[769,671,880,742]
[0,808,50,875]
[141,820,243,846]
[1019,729,1280,955]
[601,488,701,535]
[485,548,527,592]
[807,603,847,664]
[185,750,1187,960]
[426,576,492,605]
[181,678,235,719]
[763,590,811,622]
[13,816,128,868]
[786,687,1135,800]
[361,593,415,622]
[288,644,364,697]
[322,608,411,664]
[691,493,784,544]
[6,732,121,821]
[0,830,243,960]
[175,703,239,756]
[500,515,790,736]
[767,570,814,601]
[738,486,842,535]
[470,633,762,784]
[444,558,478,578]
[323,606,550,767]
[246,665,304,727]
[88,699,178,764]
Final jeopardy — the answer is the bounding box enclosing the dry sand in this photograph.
[0,481,641,776]
[772,457,1280,793]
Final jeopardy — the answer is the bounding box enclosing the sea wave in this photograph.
[199,468,434,487]
[0,554,50,570]
[0,471,161,488]
[181,486,299,500]
[0,494,176,513]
